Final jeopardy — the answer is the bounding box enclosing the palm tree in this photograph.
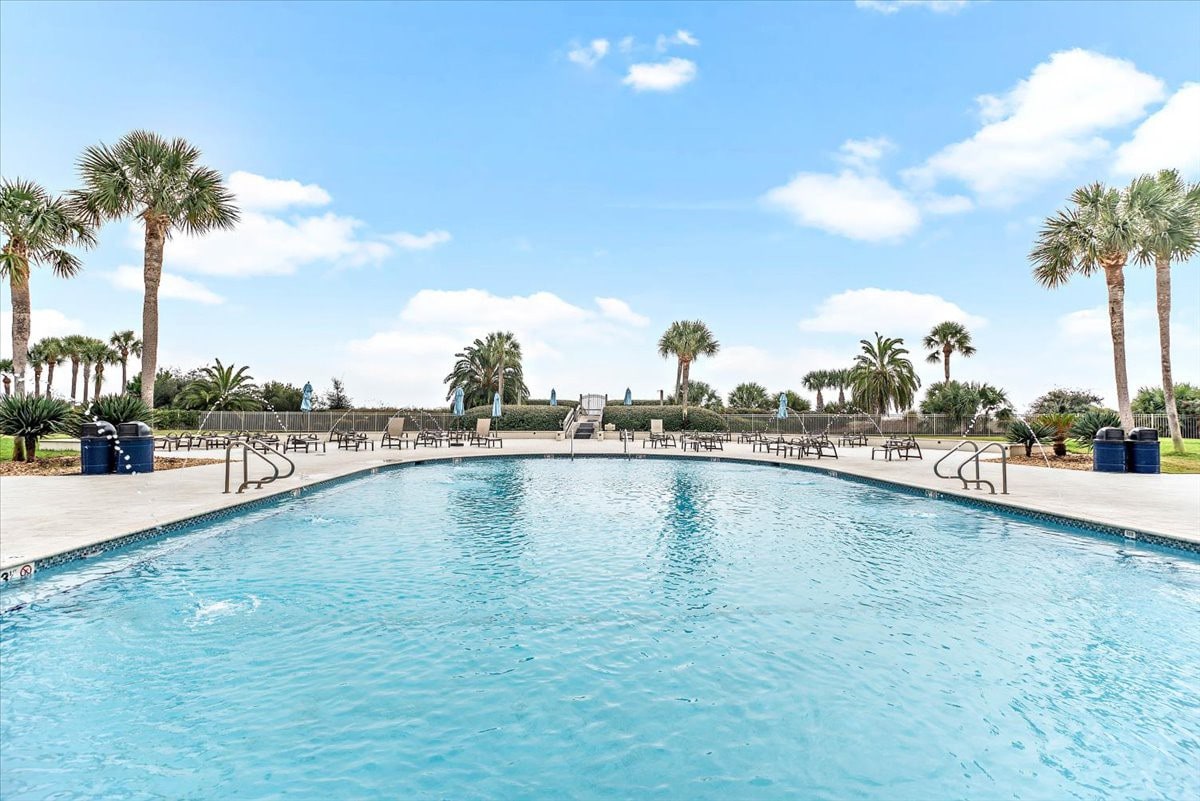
[91,345,118,399]
[60,333,89,403]
[1031,182,1142,429]
[0,357,12,396]
[36,337,65,398]
[1130,169,1200,454]
[443,333,528,407]
[832,368,851,406]
[71,131,239,409]
[176,359,261,411]
[801,370,832,411]
[727,382,770,409]
[78,337,108,406]
[657,320,719,418]
[922,321,976,383]
[26,341,47,397]
[974,382,1012,434]
[0,178,95,397]
[849,332,921,416]
[108,329,143,394]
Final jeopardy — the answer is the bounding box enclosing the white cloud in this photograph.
[106,265,224,305]
[906,49,1166,204]
[595,297,650,327]
[921,193,974,215]
[227,171,332,211]
[568,38,610,68]
[1113,83,1200,176]
[386,230,452,251]
[0,308,85,354]
[657,30,700,51]
[763,170,921,242]
[837,136,895,170]
[799,288,986,334]
[618,36,635,54]
[856,0,969,13]
[623,58,697,92]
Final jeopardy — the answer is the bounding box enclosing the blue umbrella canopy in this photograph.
[623,388,632,406]
[300,381,313,412]
[549,389,557,406]
[491,393,502,418]
[452,387,465,416]
[777,393,789,419]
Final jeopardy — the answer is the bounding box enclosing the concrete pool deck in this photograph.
[1,438,1198,573]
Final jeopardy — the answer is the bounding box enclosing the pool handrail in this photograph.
[224,440,296,494]
[956,442,1008,495]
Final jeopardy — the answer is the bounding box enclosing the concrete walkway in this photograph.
[2,438,1197,572]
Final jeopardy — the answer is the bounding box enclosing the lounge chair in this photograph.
[871,436,922,461]
[470,418,503,448]
[643,419,677,448]
[381,417,411,449]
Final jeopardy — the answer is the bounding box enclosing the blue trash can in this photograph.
[1126,427,1161,474]
[1093,426,1126,473]
[115,421,154,474]
[80,421,117,475]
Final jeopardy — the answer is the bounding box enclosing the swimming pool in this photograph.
[2,458,1198,799]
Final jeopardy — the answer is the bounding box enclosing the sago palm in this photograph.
[71,131,239,408]
[922,321,976,383]
[1130,169,1200,453]
[0,178,95,396]
[1030,182,1143,429]
[657,320,720,418]
[849,332,920,416]
[0,357,12,396]
[109,329,143,394]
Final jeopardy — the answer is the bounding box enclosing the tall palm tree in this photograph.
[1031,182,1142,429]
[801,370,831,411]
[0,358,12,396]
[91,345,118,399]
[37,337,65,398]
[849,332,921,416]
[176,359,261,411]
[71,131,239,409]
[108,329,143,394]
[657,320,720,418]
[1130,169,1200,454]
[0,178,95,397]
[78,337,109,406]
[443,333,528,407]
[727,382,770,409]
[26,341,47,397]
[60,333,89,403]
[833,368,852,406]
[922,321,976,383]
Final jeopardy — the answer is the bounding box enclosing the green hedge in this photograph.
[153,409,200,429]
[461,404,572,431]
[601,406,728,432]
[605,399,671,407]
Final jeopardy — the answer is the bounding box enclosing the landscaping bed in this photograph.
[1007,452,1093,471]
[0,455,222,477]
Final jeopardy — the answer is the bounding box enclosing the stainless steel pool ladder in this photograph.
[224,441,296,494]
[933,439,1008,495]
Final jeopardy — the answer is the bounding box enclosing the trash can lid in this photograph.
[1127,426,1160,441]
[82,421,118,437]
[1094,426,1125,441]
[117,421,153,437]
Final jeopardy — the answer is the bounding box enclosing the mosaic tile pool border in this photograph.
[20,451,1200,580]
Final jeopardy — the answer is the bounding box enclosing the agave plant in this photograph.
[1005,419,1055,458]
[88,393,154,427]
[0,394,72,462]
[1069,409,1123,451]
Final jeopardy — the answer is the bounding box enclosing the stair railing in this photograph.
[224,440,296,494]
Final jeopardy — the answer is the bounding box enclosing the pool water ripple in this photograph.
[2,458,1198,800]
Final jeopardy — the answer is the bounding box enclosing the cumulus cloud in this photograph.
[906,49,1165,205]
[855,0,969,13]
[568,38,610,68]
[595,297,650,327]
[837,137,895,170]
[106,265,224,305]
[656,30,700,51]
[227,171,331,211]
[1113,83,1200,176]
[623,58,697,92]
[763,170,921,242]
[0,308,85,352]
[921,193,974,215]
[386,230,452,251]
[799,288,985,334]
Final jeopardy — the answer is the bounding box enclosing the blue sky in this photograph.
[2,0,1198,408]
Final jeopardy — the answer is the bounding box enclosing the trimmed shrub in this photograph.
[605,399,672,407]
[155,409,201,430]
[601,406,727,432]
[461,404,572,431]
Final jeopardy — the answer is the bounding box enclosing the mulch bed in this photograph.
[0,455,223,477]
[1006,452,1093,471]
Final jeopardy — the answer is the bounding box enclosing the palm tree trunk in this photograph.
[23,434,37,463]
[2,376,10,396]
[140,219,167,409]
[120,357,128,394]
[46,363,55,398]
[81,364,92,406]
[680,359,692,419]
[673,359,682,402]
[1103,261,1134,430]
[94,365,104,398]
[837,386,845,406]
[70,358,80,402]
[1155,255,1185,453]
[33,367,42,397]
[943,345,952,383]
[497,352,505,404]
[815,388,824,412]
[9,264,30,397]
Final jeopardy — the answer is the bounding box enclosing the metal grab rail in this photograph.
[934,439,979,481]
[561,406,578,439]
[956,442,1008,495]
[223,441,296,494]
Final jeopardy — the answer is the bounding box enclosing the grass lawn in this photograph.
[0,436,76,461]
[1065,437,1199,474]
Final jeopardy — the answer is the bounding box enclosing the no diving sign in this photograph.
[0,563,35,583]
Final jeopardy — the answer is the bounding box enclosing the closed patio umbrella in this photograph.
[492,392,502,418]
[623,388,632,406]
[777,393,788,437]
[453,387,464,428]
[300,381,313,412]
[550,389,557,406]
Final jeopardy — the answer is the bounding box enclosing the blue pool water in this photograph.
[2,458,1198,800]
